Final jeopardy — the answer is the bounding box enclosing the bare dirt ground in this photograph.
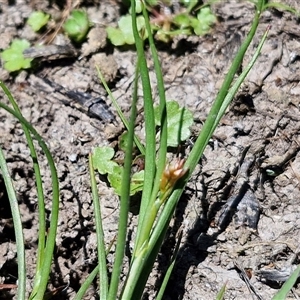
[0,0,300,299]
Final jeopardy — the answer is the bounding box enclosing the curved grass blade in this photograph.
[216,283,227,300]
[0,80,48,298]
[122,1,268,299]
[107,50,138,300]
[150,19,269,260]
[96,66,145,156]
[74,266,99,300]
[89,154,108,299]
[0,148,26,300]
[272,265,300,300]
[130,0,157,219]
[0,86,59,299]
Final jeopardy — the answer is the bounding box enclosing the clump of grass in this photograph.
[88,0,270,299]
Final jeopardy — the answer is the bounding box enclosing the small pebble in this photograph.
[69,153,78,162]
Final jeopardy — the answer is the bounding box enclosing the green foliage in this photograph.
[92,146,144,196]
[2,1,298,299]
[172,6,217,34]
[108,165,144,196]
[27,11,50,32]
[0,81,60,300]
[1,10,91,72]
[92,100,193,195]
[154,101,194,147]
[92,147,118,175]
[0,39,33,72]
[107,15,147,46]
[63,9,90,43]
[107,3,217,45]
[191,7,217,35]
[119,131,136,152]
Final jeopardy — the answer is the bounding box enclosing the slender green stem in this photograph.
[150,8,269,253]
[131,0,157,218]
[264,2,300,17]
[0,81,47,297]
[107,54,138,300]
[216,283,227,300]
[74,266,99,300]
[0,100,59,300]
[130,0,166,264]
[89,154,108,299]
[133,183,173,259]
[143,0,168,211]
[0,148,26,300]
[272,265,300,300]
[142,0,168,217]
[96,66,145,156]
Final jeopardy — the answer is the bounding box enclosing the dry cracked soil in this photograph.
[0,0,300,299]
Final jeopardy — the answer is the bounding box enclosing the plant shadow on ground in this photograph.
[157,193,218,299]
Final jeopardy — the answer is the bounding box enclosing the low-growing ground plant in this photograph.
[0,0,299,299]
[107,0,217,45]
[63,9,90,43]
[92,100,194,195]
[27,11,50,32]
[0,7,90,72]
[0,39,33,72]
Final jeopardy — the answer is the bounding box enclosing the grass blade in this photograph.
[96,66,145,156]
[272,265,300,300]
[122,1,268,299]
[0,90,59,299]
[0,80,48,298]
[216,283,227,300]
[146,1,269,292]
[130,0,157,223]
[74,266,99,300]
[107,51,138,300]
[0,148,26,300]
[142,0,168,214]
[89,154,108,299]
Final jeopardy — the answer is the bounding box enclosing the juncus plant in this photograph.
[88,0,269,299]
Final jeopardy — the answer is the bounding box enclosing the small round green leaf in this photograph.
[106,26,126,46]
[154,101,194,147]
[63,10,90,43]
[0,39,32,72]
[130,170,144,195]
[27,11,50,32]
[193,7,216,36]
[173,13,191,28]
[108,165,123,195]
[92,146,118,175]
